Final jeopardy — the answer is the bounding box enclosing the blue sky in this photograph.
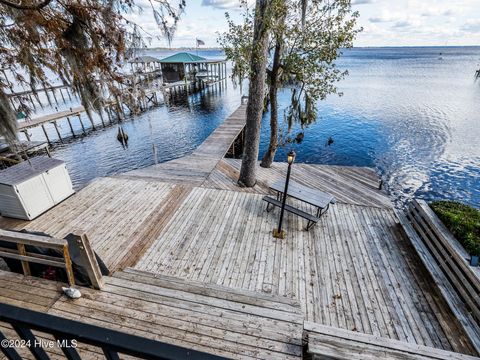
[127,0,480,48]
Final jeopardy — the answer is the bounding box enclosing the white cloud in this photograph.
[352,0,375,4]
[462,19,480,33]
[123,0,480,48]
[201,0,243,9]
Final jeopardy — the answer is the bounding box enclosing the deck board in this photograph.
[0,270,303,360]
[133,187,477,355]
[202,158,392,209]
[0,178,191,271]
[0,103,478,357]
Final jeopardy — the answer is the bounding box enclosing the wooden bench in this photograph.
[304,321,479,360]
[0,229,104,290]
[397,199,480,354]
[263,196,320,230]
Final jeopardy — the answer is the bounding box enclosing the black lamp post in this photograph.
[273,150,296,239]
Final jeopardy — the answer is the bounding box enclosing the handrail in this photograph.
[0,229,75,287]
[0,303,225,360]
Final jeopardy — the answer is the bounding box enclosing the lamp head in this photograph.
[287,150,296,165]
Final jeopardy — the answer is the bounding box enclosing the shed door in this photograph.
[42,165,74,204]
[15,175,54,220]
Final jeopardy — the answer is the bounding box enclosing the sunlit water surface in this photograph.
[17,47,480,208]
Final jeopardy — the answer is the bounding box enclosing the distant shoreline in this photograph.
[141,45,480,51]
[143,47,223,51]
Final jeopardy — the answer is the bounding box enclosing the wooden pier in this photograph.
[0,104,479,359]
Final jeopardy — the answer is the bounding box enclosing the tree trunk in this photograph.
[238,0,272,187]
[260,39,283,168]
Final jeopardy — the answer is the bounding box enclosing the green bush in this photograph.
[430,200,480,257]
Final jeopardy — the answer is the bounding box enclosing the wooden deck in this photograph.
[203,158,392,209]
[0,180,477,355]
[119,104,247,185]
[1,104,479,358]
[0,269,303,359]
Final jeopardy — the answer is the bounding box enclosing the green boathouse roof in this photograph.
[159,52,207,63]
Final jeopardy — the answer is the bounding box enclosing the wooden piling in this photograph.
[59,88,66,103]
[66,117,76,138]
[28,94,37,110]
[21,130,31,142]
[41,124,51,144]
[52,121,63,143]
[78,114,86,135]
[52,89,59,105]
[106,106,113,125]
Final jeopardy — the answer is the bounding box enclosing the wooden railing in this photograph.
[0,229,103,290]
[397,200,480,353]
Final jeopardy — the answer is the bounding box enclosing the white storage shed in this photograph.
[0,157,75,220]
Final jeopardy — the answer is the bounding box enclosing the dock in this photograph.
[0,104,478,359]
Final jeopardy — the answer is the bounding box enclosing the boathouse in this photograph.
[158,52,227,85]
[128,55,162,74]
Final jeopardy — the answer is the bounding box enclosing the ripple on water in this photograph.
[16,47,480,209]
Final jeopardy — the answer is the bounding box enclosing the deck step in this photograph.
[305,321,480,360]
[87,271,304,359]
[116,267,302,314]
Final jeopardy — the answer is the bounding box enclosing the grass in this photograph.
[430,200,480,257]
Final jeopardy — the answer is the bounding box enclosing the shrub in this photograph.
[430,200,480,257]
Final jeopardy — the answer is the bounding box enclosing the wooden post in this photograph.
[17,244,31,276]
[41,124,51,144]
[66,117,76,137]
[78,114,86,135]
[51,89,59,105]
[34,93,44,109]
[45,89,53,107]
[59,88,66,103]
[69,233,104,289]
[21,130,31,141]
[63,244,76,288]
[87,114,96,130]
[28,94,37,110]
[52,121,63,143]
[99,111,106,127]
[106,106,113,125]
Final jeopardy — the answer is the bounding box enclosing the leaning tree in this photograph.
[0,0,185,142]
[219,0,361,184]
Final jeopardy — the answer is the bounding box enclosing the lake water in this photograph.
[17,47,480,208]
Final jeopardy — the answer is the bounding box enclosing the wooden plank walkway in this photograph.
[119,104,247,185]
[18,106,85,131]
[203,158,392,209]
[0,269,304,359]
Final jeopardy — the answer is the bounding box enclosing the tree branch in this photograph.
[0,0,52,11]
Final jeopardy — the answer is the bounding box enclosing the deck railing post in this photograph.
[68,232,105,289]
